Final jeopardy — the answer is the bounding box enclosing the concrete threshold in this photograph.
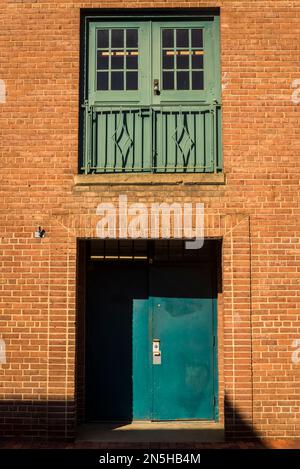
[77,421,224,444]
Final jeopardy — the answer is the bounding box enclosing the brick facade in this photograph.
[0,1,299,441]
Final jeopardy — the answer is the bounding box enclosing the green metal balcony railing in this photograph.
[81,104,222,174]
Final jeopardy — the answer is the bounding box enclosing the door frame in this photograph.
[87,18,220,106]
[84,15,221,106]
[79,10,221,173]
[88,21,151,105]
[151,20,219,105]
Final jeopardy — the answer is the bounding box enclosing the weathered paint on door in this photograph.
[85,261,217,421]
[150,264,217,420]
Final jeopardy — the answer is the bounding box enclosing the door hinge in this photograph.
[213,396,217,407]
[213,335,216,347]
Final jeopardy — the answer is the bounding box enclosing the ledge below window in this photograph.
[74,173,225,187]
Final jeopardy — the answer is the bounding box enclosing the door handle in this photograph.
[153,79,160,96]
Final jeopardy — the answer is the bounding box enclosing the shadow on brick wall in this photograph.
[0,400,76,440]
[224,393,264,445]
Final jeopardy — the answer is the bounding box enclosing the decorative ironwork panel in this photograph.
[89,107,152,173]
[82,105,221,173]
[152,106,219,173]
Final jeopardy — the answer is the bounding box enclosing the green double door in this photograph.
[85,18,221,173]
[85,261,217,421]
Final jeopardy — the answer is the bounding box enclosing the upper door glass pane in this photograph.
[161,28,204,91]
[96,28,139,91]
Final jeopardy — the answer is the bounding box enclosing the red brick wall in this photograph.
[0,1,299,440]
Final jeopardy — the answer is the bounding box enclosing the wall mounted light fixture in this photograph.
[34,227,46,238]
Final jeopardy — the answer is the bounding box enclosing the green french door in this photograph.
[85,261,218,422]
[83,17,221,173]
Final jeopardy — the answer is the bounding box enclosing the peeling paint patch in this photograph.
[222,72,229,92]
[0,339,6,364]
[292,339,300,364]
[291,79,300,104]
[233,311,242,323]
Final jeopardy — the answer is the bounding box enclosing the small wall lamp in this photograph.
[34,227,46,238]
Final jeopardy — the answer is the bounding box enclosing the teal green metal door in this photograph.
[83,17,221,173]
[150,264,217,420]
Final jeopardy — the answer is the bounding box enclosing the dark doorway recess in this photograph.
[85,261,148,421]
[77,239,221,424]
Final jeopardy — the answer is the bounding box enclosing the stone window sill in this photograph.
[74,173,225,187]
